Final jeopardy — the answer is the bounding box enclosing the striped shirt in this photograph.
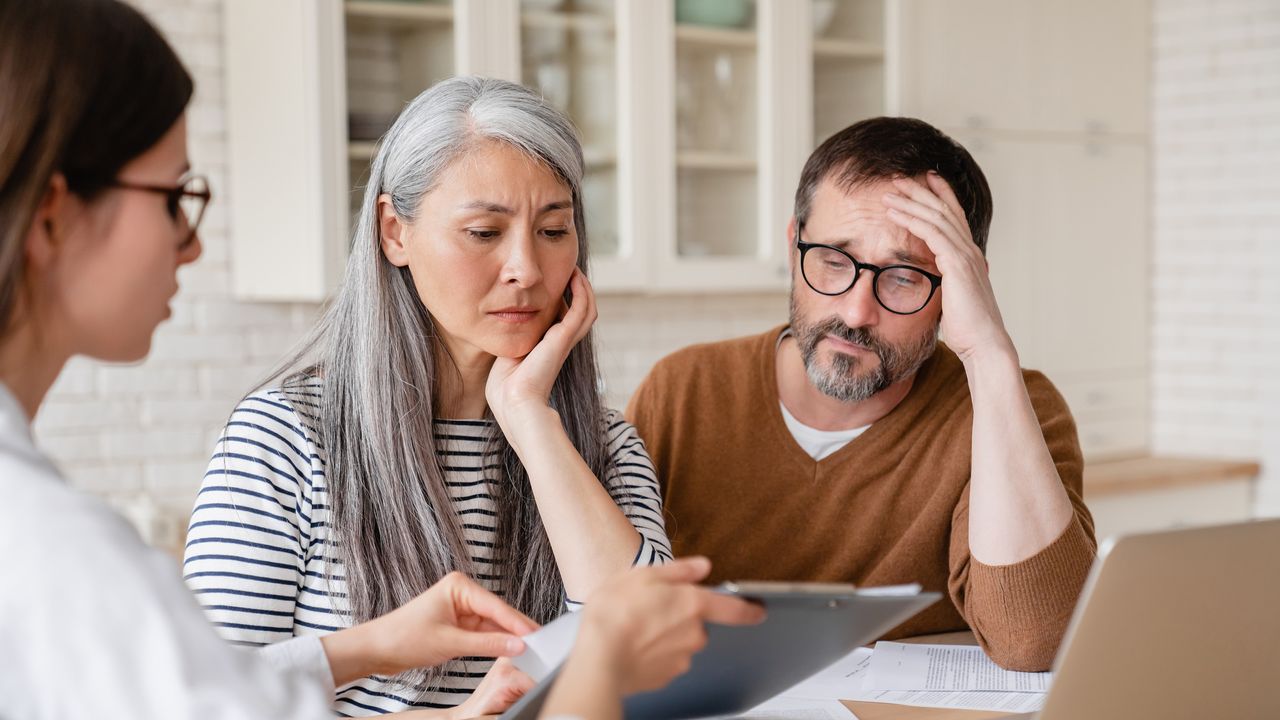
[183,379,671,716]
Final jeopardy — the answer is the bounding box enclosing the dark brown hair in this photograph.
[794,117,994,254]
[0,0,193,337]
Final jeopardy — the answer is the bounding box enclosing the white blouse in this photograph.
[0,382,336,719]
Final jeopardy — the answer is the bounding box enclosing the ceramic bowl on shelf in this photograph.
[521,0,565,10]
[812,0,838,36]
[675,0,752,28]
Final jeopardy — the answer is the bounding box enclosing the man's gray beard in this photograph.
[790,294,940,403]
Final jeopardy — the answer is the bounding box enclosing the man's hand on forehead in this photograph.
[881,172,1013,364]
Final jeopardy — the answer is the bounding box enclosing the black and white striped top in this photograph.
[183,379,671,716]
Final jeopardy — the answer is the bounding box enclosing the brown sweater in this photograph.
[626,326,1097,671]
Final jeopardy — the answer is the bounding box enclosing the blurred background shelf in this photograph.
[813,38,883,59]
[675,151,756,171]
[344,0,454,24]
[674,24,756,49]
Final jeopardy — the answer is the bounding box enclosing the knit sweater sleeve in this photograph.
[946,370,1098,671]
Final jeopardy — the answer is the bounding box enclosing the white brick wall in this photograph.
[1152,0,1280,515]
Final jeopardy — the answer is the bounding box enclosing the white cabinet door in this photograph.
[896,0,1037,132]
[945,133,1150,458]
[947,132,1042,364]
[898,0,1147,136]
[1030,0,1149,136]
[941,135,1148,379]
[1035,139,1148,378]
[224,0,349,301]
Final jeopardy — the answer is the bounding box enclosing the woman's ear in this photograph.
[25,172,71,270]
[377,193,411,267]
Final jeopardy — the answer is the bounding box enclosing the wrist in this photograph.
[959,336,1019,374]
[495,403,561,449]
[568,632,629,693]
[321,625,381,687]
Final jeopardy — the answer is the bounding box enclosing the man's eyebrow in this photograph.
[893,248,931,267]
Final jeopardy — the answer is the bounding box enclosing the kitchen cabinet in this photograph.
[897,0,1148,137]
[223,0,895,298]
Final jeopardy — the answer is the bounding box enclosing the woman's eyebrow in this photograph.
[460,200,513,214]
[457,200,573,215]
[538,200,573,214]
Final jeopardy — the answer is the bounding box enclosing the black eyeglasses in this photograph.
[108,175,211,251]
[795,222,942,315]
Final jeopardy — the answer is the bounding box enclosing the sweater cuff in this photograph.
[257,635,336,697]
[968,518,1096,629]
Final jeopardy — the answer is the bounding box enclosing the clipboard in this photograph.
[499,582,941,720]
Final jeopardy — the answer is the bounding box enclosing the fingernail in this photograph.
[506,638,525,655]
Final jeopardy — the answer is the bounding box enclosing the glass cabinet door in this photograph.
[812,0,886,145]
[673,0,759,259]
[519,0,621,259]
[343,0,456,228]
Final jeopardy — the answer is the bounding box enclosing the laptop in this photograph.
[1005,518,1280,719]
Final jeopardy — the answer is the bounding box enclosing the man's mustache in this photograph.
[809,318,888,355]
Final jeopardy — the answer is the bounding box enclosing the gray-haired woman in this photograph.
[183,76,673,717]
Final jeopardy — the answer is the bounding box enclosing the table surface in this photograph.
[840,632,1020,720]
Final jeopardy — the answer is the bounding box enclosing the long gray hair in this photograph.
[273,76,611,689]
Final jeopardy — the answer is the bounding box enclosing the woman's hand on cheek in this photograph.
[485,268,596,432]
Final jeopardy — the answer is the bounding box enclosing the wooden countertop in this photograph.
[1083,455,1260,497]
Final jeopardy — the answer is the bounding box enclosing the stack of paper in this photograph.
[784,642,1051,713]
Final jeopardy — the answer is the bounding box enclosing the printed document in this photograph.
[867,642,1052,692]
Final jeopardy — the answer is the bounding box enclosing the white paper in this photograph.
[866,642,1052,692]
[851,689,1046,713]
[783,647,875,700]
[511,611,581,681]
[784,645,1048,714]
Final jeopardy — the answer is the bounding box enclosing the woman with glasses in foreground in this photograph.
[0,1,760,717]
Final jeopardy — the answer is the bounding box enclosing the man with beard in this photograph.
[626,117,1096,671]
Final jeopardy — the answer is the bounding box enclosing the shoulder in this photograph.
[601,408,648,457]
[230,376,322,431]
[221,377,324,455]
[3,467,146,582]
[205,377,326,501]
[635,326,782,405]
[1021,368,1069,407]
[1020,368,1078,431]
[652,328,778,377]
